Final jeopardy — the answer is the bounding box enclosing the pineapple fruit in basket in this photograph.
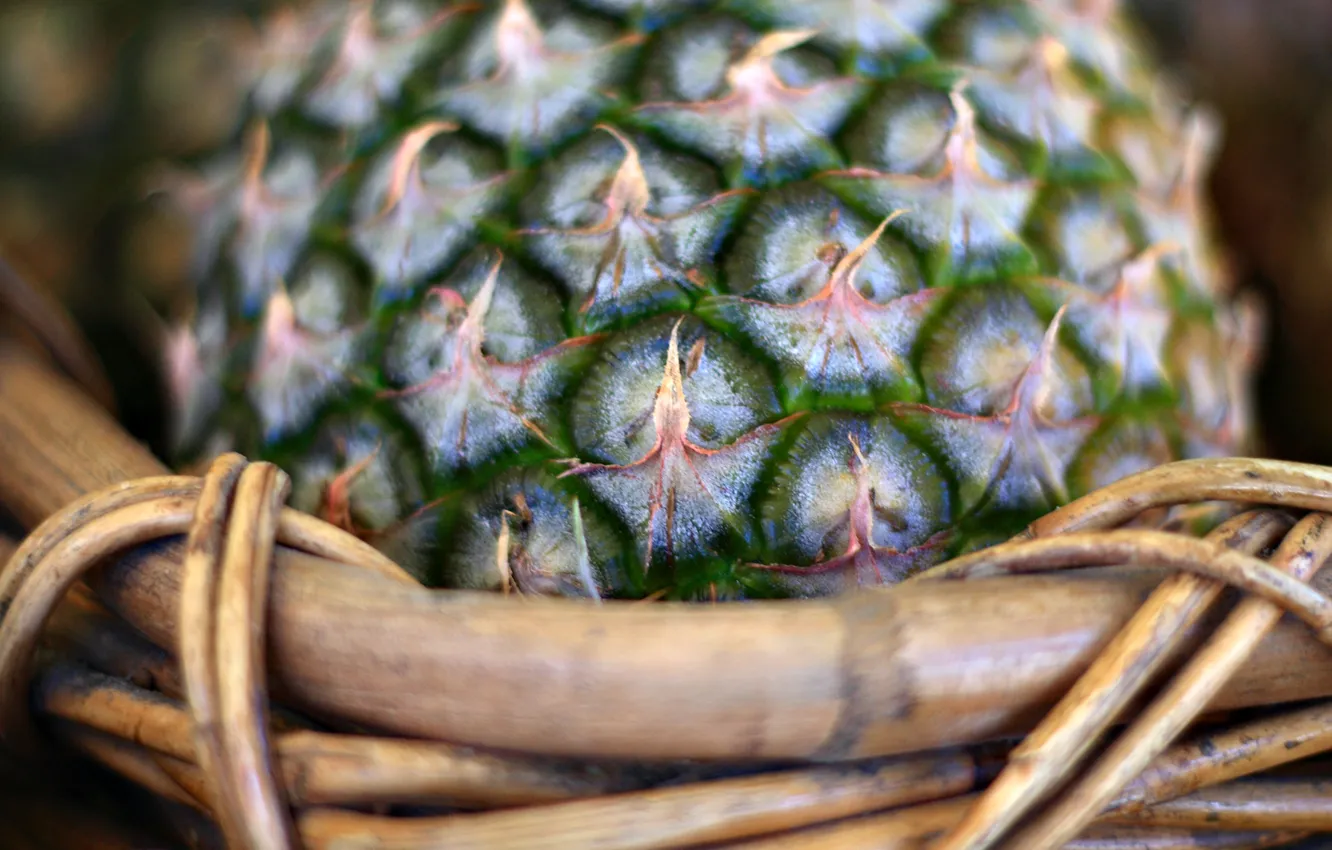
[149,0,1263,601]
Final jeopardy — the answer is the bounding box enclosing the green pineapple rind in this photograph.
[159,0,1256,600]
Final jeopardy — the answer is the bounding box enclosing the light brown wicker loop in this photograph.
[1000,512,1332,850]
[1023,456,1332,536]
[0,467,415,761]
[177,453,247,840]
[0,442,420,846]
[179,453,298,850]
[912,510,1293,850]
[0,475,200,611]
[0,477,202,755]
[929,512,1332,850]
[914,529,1332,637]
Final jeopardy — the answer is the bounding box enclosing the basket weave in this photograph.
[6,267,1332,848]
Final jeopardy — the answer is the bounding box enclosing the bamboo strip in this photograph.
[36,660,1001,850]
[714,797,973,849]
[0,490,200,753]
[915,531,1332,638]
[35,662,647,807]
[696,796,1306,850]
[151,753,222,815]
[6,523,188,708]
[46,677,984,850]
[42,651,1332,850]
[55,718,221,820]
[1062,828,1311,849]
[55,721,208,813]
[39,666,991,850]
[0,470,411,756]
[1110,701,1332,813]
[272,731,651,808]
[1023,458,1332,537]
[177,454,274,850]
[44,654,1332,844]
[927,511,1291,850]
[211,462,297,849]
[292,750,978,850]
[9,347,1332,762]
[38,663,196,761]
[1004,513,1332,849]
[1102,781,1332,831]
[43,578,322,739]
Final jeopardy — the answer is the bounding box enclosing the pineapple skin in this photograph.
[160,0,1259,601]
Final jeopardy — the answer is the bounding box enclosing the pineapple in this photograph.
[155,0,1261,600]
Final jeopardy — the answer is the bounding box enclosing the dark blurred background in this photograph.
[0,0,266,453]
[1131,0,1332,466]
[4,0,1332,464]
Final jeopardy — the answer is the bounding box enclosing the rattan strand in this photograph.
[0,449,431,849]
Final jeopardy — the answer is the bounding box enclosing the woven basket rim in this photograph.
[6,268,1332,850]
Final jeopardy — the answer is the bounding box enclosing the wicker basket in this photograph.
[6,265,1332,849]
